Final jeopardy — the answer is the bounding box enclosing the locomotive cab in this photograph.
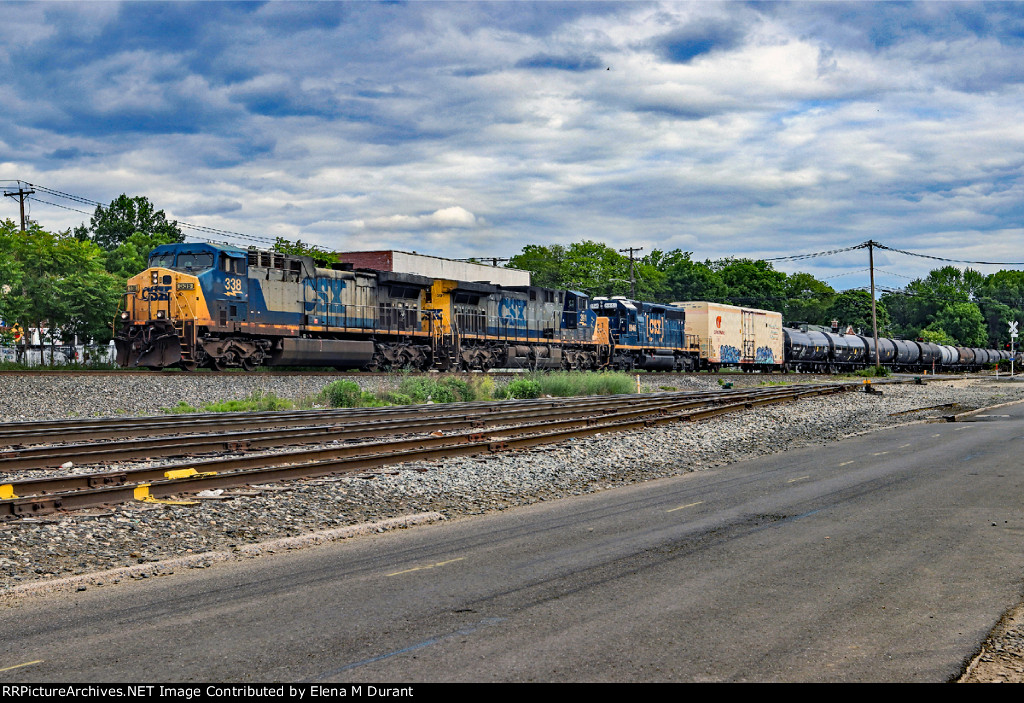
[115,243,247,370]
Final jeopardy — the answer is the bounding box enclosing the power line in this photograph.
[763,243,868,261]
[14,182,1024,266]
[27,183,102,207]
[874,268,917,281]
[820,268,869,280]
[26,196,91,216]
[18,180,279,246]
[873,243,1024,267]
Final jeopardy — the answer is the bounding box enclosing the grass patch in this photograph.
[397,376,475,404]
[853,366,892,378]
[495,378,542,400]
[163,371,645,415]
[319,379,387,408]
[162,391,297,414]
[497,371,636,398]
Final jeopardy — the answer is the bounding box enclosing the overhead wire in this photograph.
[18,180,279,246]
[12,181,1024,266]
[873,242,1024,267]
[762,243,867,261]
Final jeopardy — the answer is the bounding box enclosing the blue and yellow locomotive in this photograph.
[114,242,702,371]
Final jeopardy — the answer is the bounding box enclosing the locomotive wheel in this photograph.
[180,360,198,372]
[209,357,227,372]
[241,357,257,372]
[398,350,416,370]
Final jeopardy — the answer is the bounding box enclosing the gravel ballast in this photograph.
[1,372,1023,681]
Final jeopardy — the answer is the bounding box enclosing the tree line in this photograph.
[0,195,184,346]
[1,197,1020,350]
[505,241,1024,348]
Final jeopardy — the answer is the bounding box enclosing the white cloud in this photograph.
[3,1,1024,292]
[351,206,482,232]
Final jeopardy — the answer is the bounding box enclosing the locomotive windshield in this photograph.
[175,252,215,271]
[148,251,215,272]
[149,252,175,268]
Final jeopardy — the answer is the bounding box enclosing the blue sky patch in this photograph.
[3,0,1024,292]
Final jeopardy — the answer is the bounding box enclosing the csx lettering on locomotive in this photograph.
[113,242,1017,374]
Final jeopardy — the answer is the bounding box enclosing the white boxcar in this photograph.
[672,301,784,371]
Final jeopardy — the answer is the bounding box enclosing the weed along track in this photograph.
[0,383,857,519]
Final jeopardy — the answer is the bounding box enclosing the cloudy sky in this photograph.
[2,1,1024,292]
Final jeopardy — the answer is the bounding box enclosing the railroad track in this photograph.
[0,381,880,520]
[0,386,828,449]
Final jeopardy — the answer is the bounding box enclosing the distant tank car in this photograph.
[114,241,1014,375]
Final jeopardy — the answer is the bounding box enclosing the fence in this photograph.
[0,342,118,367]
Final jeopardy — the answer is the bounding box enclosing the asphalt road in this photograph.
[3,403,1024,682]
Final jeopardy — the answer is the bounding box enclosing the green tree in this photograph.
[879,290,926,339]
[781,272,835,325]
[979,270,1024,311]
[104,231,176,280]
[3,223,121,345]
[711,258,787,311]
[828,290,890,334]
[76,194,184,251]
[918,327,955,345]
[272,237,339,267]
[930,302,987,346]
[883,266,986,339]
[0,219,27,328]
[561,241,630,297]
[976,297,1016,348]
[507,244,568,289]
[662,254,726,303]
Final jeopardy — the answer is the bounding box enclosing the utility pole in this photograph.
[3,186,35,231]
[867,240,880,370]
[618,246,643,299]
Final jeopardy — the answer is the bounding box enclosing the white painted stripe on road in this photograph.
[667,501,703,513]
[388,557,465,577]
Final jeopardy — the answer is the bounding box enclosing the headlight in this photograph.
[121,312,129,320]
[156,310,166,320]
[151,272,159,284]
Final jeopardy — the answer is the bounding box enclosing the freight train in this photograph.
[114,241,1013,374]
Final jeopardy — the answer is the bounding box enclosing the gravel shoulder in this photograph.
[1,372,1023,681]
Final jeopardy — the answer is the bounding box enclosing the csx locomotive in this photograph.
[114,241,1013,374]
[114,242,698,372]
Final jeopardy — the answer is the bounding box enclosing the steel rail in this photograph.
[0,383,854,519]
[0,385,834,447]
[0,391,721,444]
[0,395,748,470]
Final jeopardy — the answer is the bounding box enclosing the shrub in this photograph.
[439,376,473,402]
[397,376,434,403]
[163,392,296,414]
[320,379,364,407]
[853,366,892,378]
[163,401,199,414]
[204,391,295,412]
[504,378,542,399]
[396,375,473,404]
[467,375,496,401]
[377,391,414,406]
